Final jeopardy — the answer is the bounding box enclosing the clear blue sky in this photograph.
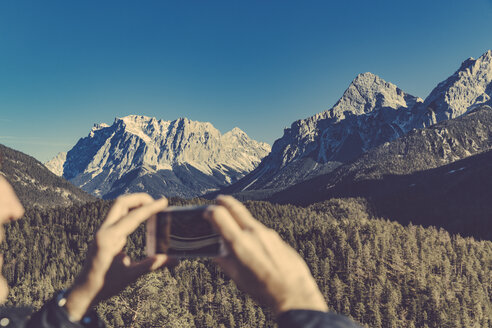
[0,0,491,162]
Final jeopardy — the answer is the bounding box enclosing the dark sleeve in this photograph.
[25,297,105,328]
[277,310,363,328]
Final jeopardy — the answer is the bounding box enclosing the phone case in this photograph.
[146,205,227,258]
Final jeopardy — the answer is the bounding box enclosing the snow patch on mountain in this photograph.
[44,152,67,176]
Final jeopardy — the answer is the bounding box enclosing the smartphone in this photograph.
[146,205,227,258]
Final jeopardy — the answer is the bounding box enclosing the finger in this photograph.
[125,255,175,282]
[216,195,262,230]
[112,198,168,236]
[204,205,243,243]
[115,252,131,266]
[214,256,240,280]
[103,193,155,227]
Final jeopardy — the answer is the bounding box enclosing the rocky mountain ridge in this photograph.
[48,115,270,199]
[268,106,492,239]
[46,50,492,200]
[270,105,492,202]
[219,72,424,194]
[44,151,66,177]
[414,50,492,127]
[221,50,492,195]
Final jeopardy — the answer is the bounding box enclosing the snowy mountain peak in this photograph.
[224,127,247,137]
[44,152,67,177]
[57,115,271,198]
[458,57,476,71]
[416,49,492,127]
[226,72,424,192]
[351,72,380,86]
[117,114,161,128]
[230,126,244,133]
[92,123,110,131]
[330,72,422,120]
[118,114,152,123]
[90,123,110,137]
[458,50,492,71]
[109,115,220,146]
[483,49,492,59]
[215,51,492,195]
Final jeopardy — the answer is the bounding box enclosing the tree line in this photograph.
[1,197,490,327]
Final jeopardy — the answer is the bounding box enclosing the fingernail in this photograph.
[122,256,131,266]
[150,255,168,271]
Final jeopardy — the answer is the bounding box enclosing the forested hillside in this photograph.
[1,199,490,328]
[0,144,95,208]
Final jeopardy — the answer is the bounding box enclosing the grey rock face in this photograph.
[270,105,492,204]
[414,50,492,127]
[44,152,67,177]
[224,72,423,193]
[55,115,270,199]
[224,50,492,195]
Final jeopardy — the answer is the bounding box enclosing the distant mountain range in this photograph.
[46,115,270,199]
[44,50,492,206]
[0,144,95,208]
[219,50,492,196]
[216,72,423,194]
[268,105,492,239]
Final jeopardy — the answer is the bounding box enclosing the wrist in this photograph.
[274,282,328,316]
[64,288,92,321]
[65,275,104,321]
[55,289,98,325]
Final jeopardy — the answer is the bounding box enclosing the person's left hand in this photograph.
[64,193,173,321]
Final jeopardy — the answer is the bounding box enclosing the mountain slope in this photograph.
[218,72,423,195]
[414,49,492,127]
[270,106,492,239]
[56,115,270,199]
[44,152,66,176]
[218,50,492,197]
[0,144,95,208]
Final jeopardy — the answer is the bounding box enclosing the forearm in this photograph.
[26,291,105,328]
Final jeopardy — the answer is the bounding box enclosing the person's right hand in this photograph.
[205,195,328,316]
[65,193,172,321]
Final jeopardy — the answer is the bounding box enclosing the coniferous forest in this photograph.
[1,198,490,328]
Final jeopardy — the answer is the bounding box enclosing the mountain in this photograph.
[0,144,95,208]
[44,152,66,176]
[217,72,423,195]
[269,106,492,239]
[218,50,492,197]
[51,115,270,199]
[414,50,492,127]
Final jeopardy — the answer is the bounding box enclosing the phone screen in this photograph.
[146,205,225,258]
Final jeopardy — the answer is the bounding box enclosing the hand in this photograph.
[65,193,173,321]
[0,176,24,304]
[205,195,328,316]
